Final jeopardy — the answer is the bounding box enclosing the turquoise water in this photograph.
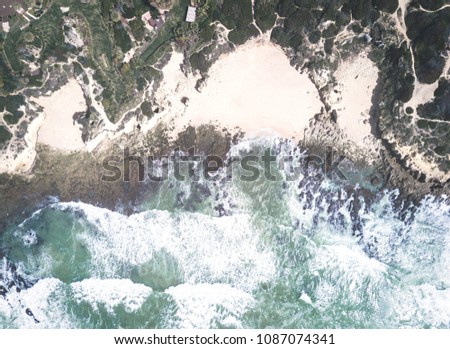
[1,139,449,328]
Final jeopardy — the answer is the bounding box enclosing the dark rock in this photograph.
[324,38,334,55]
[277,0,297,17]
[370,23,384,46]
[176,192,184,207]
[370,176,381,186]
[418,0,446,11]
[254,0,278,32]
[331,110,338,123]
[214,204,226,217]
[25,308,40,324]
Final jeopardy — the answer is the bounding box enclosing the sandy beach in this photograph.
[155,36,382,162]
[331,53,379,151]
[35,79,86,151]
[0,79,87,174]
[160,37,325,141]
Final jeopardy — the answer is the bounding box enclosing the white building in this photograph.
[142,11,152,23]
[2,22,10,32]
[185,6,196,22]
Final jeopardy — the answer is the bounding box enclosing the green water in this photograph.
[1,141,449,329]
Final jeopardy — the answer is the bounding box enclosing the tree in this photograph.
[174,22,199,40]
[23,32,35,43]
[197,1,211,18]
[120,62,130,75]
[24,0,36,8]
[12,2,23,11]
[149,0,176,11]
[111,10,121,22]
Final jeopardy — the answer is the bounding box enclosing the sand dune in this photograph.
[332,54,379,151]
[164,37,324,140]
[35,79,86,151]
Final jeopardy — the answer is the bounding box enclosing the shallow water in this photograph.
[1,139,449,329]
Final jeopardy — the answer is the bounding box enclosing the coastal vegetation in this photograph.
[0,125,12,147]
[406,7,450,84]
[254,0,277,33]
[3,94,25,124]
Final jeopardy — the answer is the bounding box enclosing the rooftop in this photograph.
[185,6,196,23]
[142,11,152,21]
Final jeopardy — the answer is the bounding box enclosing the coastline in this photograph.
[1,37,382,173]
[0,36,448,232]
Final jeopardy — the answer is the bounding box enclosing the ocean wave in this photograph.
[1,139,450,328]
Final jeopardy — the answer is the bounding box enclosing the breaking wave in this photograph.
[1,138,449,328]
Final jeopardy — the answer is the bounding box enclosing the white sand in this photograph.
[0,114,43,174]
[123,47,137,64]
[162,37,324,140]
[159,37,380,157]
[332,54,379,150]
[35,79,86,151]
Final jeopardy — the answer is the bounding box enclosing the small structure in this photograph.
[141,11,154,27]
[142,11,152,23]
[142,11,165,30]
[2,22,10,32]
[185,6,196,22]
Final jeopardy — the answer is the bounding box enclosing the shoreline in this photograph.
[0,37,382,174]
[0,36,449,230]
[0,122,446,233]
